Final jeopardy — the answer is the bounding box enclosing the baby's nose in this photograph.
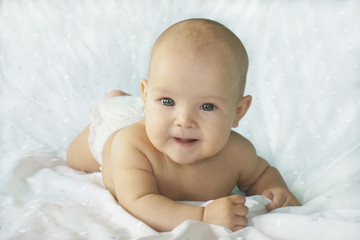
[174,111,197,128]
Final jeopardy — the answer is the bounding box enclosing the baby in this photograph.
[67,18,300,232]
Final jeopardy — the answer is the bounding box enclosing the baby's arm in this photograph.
[107,130,248,232]
[246,157,300,210]
[237,142,300,210]
[111,135,201,231]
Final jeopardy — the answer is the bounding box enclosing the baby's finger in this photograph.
[234,204,249,217]
[229,194,246,205]
[232,225,245,232]
[266,193,286,211]
[262,189,274,201]
[231,216,248,232]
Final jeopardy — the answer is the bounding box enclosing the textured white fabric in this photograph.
[1,0,360,239]
[88,96,144,165]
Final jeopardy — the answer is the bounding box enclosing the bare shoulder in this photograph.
[118,118,146,134]
[101,120,151,179]
[227,130,257,160]
[102,119,155,197]
[226,131,261,185]
[108,119,151,163]
[112,119,147,144]
[227,131,271,191]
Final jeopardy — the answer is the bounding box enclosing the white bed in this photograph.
[1,1,359,239]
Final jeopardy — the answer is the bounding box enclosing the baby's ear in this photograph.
[140,79,148,104]
[232,95,252,128]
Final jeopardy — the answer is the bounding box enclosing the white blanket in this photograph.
[1,1,359,239]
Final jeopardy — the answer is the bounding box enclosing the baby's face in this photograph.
[142,41,242,165]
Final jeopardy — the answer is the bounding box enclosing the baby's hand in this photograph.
[262,187,301,211]
[203,195,249,231]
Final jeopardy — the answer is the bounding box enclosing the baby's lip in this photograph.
[175,137,197,143]
[173,137,199,146]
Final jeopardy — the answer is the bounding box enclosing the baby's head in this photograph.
[148,18,249,98]
[141,19,252,164]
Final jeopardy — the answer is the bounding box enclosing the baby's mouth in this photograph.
[174,137,198,146]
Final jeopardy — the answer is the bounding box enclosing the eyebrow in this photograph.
[149,87,171,95]
[203,95,227,103]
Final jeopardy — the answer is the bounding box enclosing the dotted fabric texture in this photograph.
[0,1,359,239]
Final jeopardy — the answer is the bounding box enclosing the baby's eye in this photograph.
[161,98,175,106]
[201,103,217,111]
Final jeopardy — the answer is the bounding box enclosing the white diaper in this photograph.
[88,96,144,166]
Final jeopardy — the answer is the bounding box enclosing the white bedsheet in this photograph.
[1,1,359,239]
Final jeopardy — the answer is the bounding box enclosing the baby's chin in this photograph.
[162,151,202,166]
[164,150,219,166]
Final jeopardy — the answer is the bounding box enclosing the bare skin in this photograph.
[68,91,300,232]
[67,19,301,232]
[67,90,129,172]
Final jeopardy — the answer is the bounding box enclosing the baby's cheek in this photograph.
[205,129,230,153]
